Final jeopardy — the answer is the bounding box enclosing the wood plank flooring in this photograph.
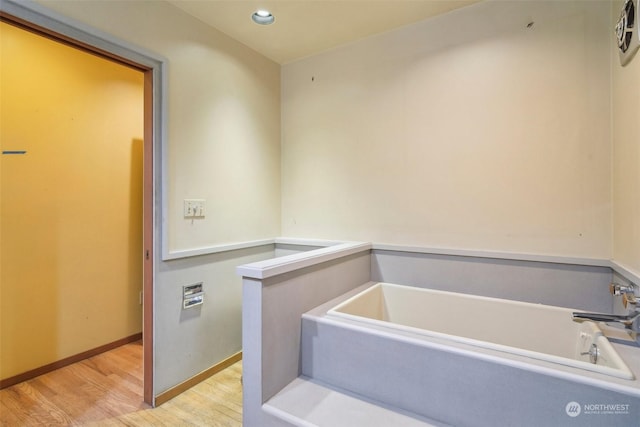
[0,341,242,426]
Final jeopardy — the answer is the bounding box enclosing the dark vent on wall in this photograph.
[615,0,640,65]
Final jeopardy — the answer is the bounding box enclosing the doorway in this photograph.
[0,14,155,405]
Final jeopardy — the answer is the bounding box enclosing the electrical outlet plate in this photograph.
[183,282,204,309]
[184,199,206,218]
[184,294,203,309]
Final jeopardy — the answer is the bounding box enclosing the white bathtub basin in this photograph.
[327,282,634,380]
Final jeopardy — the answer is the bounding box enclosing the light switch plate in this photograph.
[184,199,205,218]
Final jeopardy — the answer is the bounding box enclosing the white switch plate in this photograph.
[184,199,206,218]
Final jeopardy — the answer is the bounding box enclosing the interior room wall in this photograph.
[33,0,281,396]
[611,0,640,277]
[28,0,637,401]
[281,0,612,259]
[0,21,143,380]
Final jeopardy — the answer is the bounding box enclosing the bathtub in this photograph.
[326,282,634,380]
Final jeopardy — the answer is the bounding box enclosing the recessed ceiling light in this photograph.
[252,9,275,25]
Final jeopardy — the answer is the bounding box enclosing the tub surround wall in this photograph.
[371,249,613,312]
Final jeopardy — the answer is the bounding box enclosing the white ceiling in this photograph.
[166,0,481,64]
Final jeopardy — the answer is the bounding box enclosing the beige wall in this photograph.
[37,0,282,254]
[282,0,612,259]
[612,1,640,275]
[0,21,143,379]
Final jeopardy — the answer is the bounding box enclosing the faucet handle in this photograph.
[623,293,637,309]
[610,282,634,296]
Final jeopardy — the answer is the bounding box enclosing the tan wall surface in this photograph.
[612,0,640,276]
[282,1,612,259]
[0,22,144,379]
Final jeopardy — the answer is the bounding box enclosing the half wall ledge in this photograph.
[236,241,372,280]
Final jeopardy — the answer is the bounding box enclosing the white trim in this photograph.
[274,237,345,247]
[372,243,611,268]
[163,237,346,260]
[236,242,372,280]
[610,260,640,284]
[164,239,275,260]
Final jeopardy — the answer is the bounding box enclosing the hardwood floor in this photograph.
[0,341,242,426]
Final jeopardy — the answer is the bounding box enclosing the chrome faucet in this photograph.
[572,282,640,340]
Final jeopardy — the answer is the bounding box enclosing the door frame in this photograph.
[0,1,164,406]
